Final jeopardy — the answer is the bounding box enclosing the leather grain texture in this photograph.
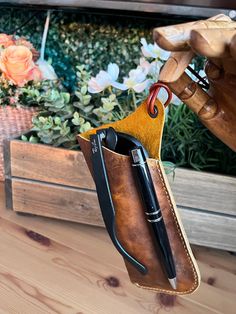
[78,99,200,294]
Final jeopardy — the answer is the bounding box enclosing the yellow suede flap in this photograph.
[78,99,165,159]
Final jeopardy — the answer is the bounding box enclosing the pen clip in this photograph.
[90,128,147,274]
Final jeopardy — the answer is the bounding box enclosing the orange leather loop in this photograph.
[147,82,172,115]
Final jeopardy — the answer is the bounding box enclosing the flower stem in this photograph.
[40,10,51,61]
[108,86,113,94]
[131,89,137,109]
[117,102,125,114]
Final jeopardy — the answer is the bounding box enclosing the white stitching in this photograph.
[153,162,198,294]
[135,161,199,295]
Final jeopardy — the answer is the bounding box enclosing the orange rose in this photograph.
[0,34,15,48]
[0,45,42,86]
[15,37,39,61]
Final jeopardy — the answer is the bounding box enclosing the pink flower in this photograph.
[28,66,42,82]
[9,97,16,105]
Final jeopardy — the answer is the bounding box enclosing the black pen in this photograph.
[130,146,177,290]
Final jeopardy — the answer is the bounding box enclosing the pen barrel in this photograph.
[151,218,176,279]
[130,147,176,279]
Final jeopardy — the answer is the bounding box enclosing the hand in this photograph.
[154,14,236,152]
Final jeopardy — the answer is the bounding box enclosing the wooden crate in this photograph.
[3,137,236,252]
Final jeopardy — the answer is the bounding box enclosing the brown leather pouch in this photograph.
[78,99,200,295]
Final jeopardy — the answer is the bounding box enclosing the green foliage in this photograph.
[21,79,92,148]
[32,116,72,146]
[21,134,39,144]
[0,9,170,90]
[21,64,137,148]
[162,104,236,175]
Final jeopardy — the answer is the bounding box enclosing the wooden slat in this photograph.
[12,178,103,226]
[11,178,236,251]
[170,168,236,216]
[179,206,236,251]
[10,140,95,189]
[0,182,236,314]
[3,0,232,18]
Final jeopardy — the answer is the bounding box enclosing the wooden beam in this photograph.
[1,1,232,18]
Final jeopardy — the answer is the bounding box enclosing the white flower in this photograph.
[138,58,150,75]
[36,59,58,80]
[88,63,125,93]
[139,57,162,77]
[141,38,170,60]
[120,66,150,93]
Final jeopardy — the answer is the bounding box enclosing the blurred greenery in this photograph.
[163,104,236,175]
[1,8,236,175]
[1,9,158,90]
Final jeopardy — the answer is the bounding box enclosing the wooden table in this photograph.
[0,182,235,314]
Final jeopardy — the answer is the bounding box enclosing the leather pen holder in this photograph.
[78,98,200,295]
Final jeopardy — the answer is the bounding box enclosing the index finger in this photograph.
[153,14,233,51]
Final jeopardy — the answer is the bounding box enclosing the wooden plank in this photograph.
[179,206,236,252]
[2,1,232,18]
[12,178,103,227]
[10,140,95,190]
[3,139,13,209]
[170,168,236,216]
[9,139,236,216]
[10,178,236,251]
[3,180,236,272]
[4,178,12,209]
[0,220,155,314]
[0,182,236,314]
[3,138,11,179]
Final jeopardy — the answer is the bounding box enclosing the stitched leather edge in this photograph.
[133,160,201,295]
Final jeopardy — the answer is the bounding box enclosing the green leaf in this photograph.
[54,117,61,125]
[21,135,28,142]
[79,122,92,133]
[29,135,39,144]
[62,92,70,104]
[81,85,87,95]
[83,95,91,105]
